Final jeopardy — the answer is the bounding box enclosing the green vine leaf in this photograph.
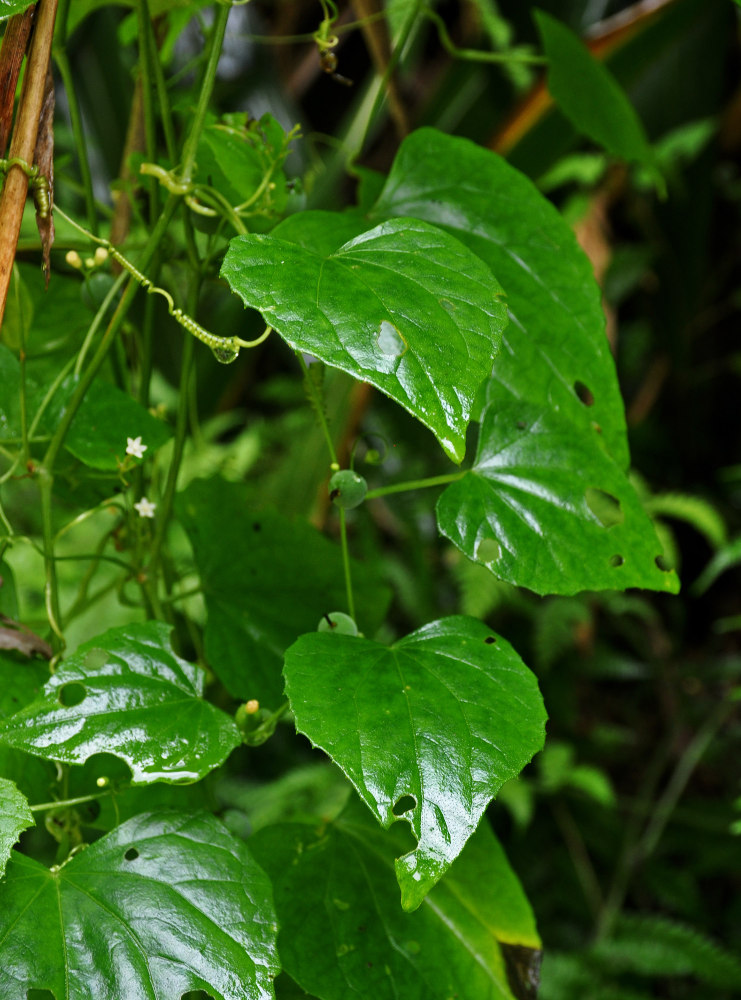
[0,0,34,20]
[369,127,630,469]
[251,801,541,1000]
[0,622,241,783]
[0,777,33,879]
[0,810,280,1000]
[283,615,546,910]
[0,653,55,805]
[436,401,679,595]
[177,478,391,706]
[535,11,658,178]
[221,217,508,463]
[41,376,172,470]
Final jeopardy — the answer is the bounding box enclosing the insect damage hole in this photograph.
[484,635,497,645]
[655,554,673,571]
[124,847,139,861]
[609,554,624,567]
[392,795,417,816]
[585,487,624,528]
[58,682,86,707]
[27,991,57,1000]
[574,380,595,406]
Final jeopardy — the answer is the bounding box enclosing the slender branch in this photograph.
[0,0,59,327]
[365,471,464,499]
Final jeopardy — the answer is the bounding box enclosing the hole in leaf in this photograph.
[516,419,527,430]
[58,682,86,707]
[181,993,216,1000]
[393,795,417,816]
[484,635,497,645]
[377,321,407,357]
[84,648,107,671]
[574,380,595,406]
[655,554,673,571]
[27,991,57,999]
[389,819,418,854]
[475,537,501,566]
[124,847,139,861]
[609,554,624,567]
[585,488,624,528]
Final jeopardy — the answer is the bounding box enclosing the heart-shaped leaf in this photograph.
[0,622,241,783]
[283,615,546,910]
[370,128,630,468]
[0,810,279,1000]
[436,401,679,595]
[250,801,541,1000]
[0,778,33,879]
[177,478,391,706]
[221,217,507,462]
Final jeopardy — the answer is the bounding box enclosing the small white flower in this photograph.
[134,497,156,519]
[126,436,147,459]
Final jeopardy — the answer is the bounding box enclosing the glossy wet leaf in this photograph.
[43,376,172,470]
[283,615,546,910]
[437,401,678,596]
[250,801,541,1000]
[0,654,55,806]
[535,11,656,173]
[0,778,33,878]
[0,622,241,783]
[0,810,280,1000]
[0,0,34,19]
[177,478,390,706]
[370,128,629,468]
[221,217,507,462]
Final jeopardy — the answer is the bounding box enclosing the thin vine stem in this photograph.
[365,471,464,499]
[30,789,113,813]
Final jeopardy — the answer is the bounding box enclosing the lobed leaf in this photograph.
[437,401,679,595]
[221,217,507,462]
[0,810,280,1000]
[283,615,546,910]
[0,622,241,783]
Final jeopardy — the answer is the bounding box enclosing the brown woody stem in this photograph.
[0,0,58,328]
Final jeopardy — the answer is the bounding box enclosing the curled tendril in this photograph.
[54,206,272,357]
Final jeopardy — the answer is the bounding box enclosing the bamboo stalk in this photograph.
[0,0,58,329]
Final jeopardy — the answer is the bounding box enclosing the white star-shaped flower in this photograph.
[126,436,147,459]
[134,497,156,519]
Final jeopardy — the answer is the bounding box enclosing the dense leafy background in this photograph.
[0,1,739,999]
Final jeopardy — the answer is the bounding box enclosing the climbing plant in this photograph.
[0,1,738,998]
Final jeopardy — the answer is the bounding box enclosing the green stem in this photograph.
[53,52,98,235]
[352,0,420,167]
[30,790,112,813]
[595,701,732,941]
[424,7,546,65]
[297,353,338,465]
[146,332,195,601]
[179,2,231,182]
[365,471,464,499]
[339,507,355,620]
